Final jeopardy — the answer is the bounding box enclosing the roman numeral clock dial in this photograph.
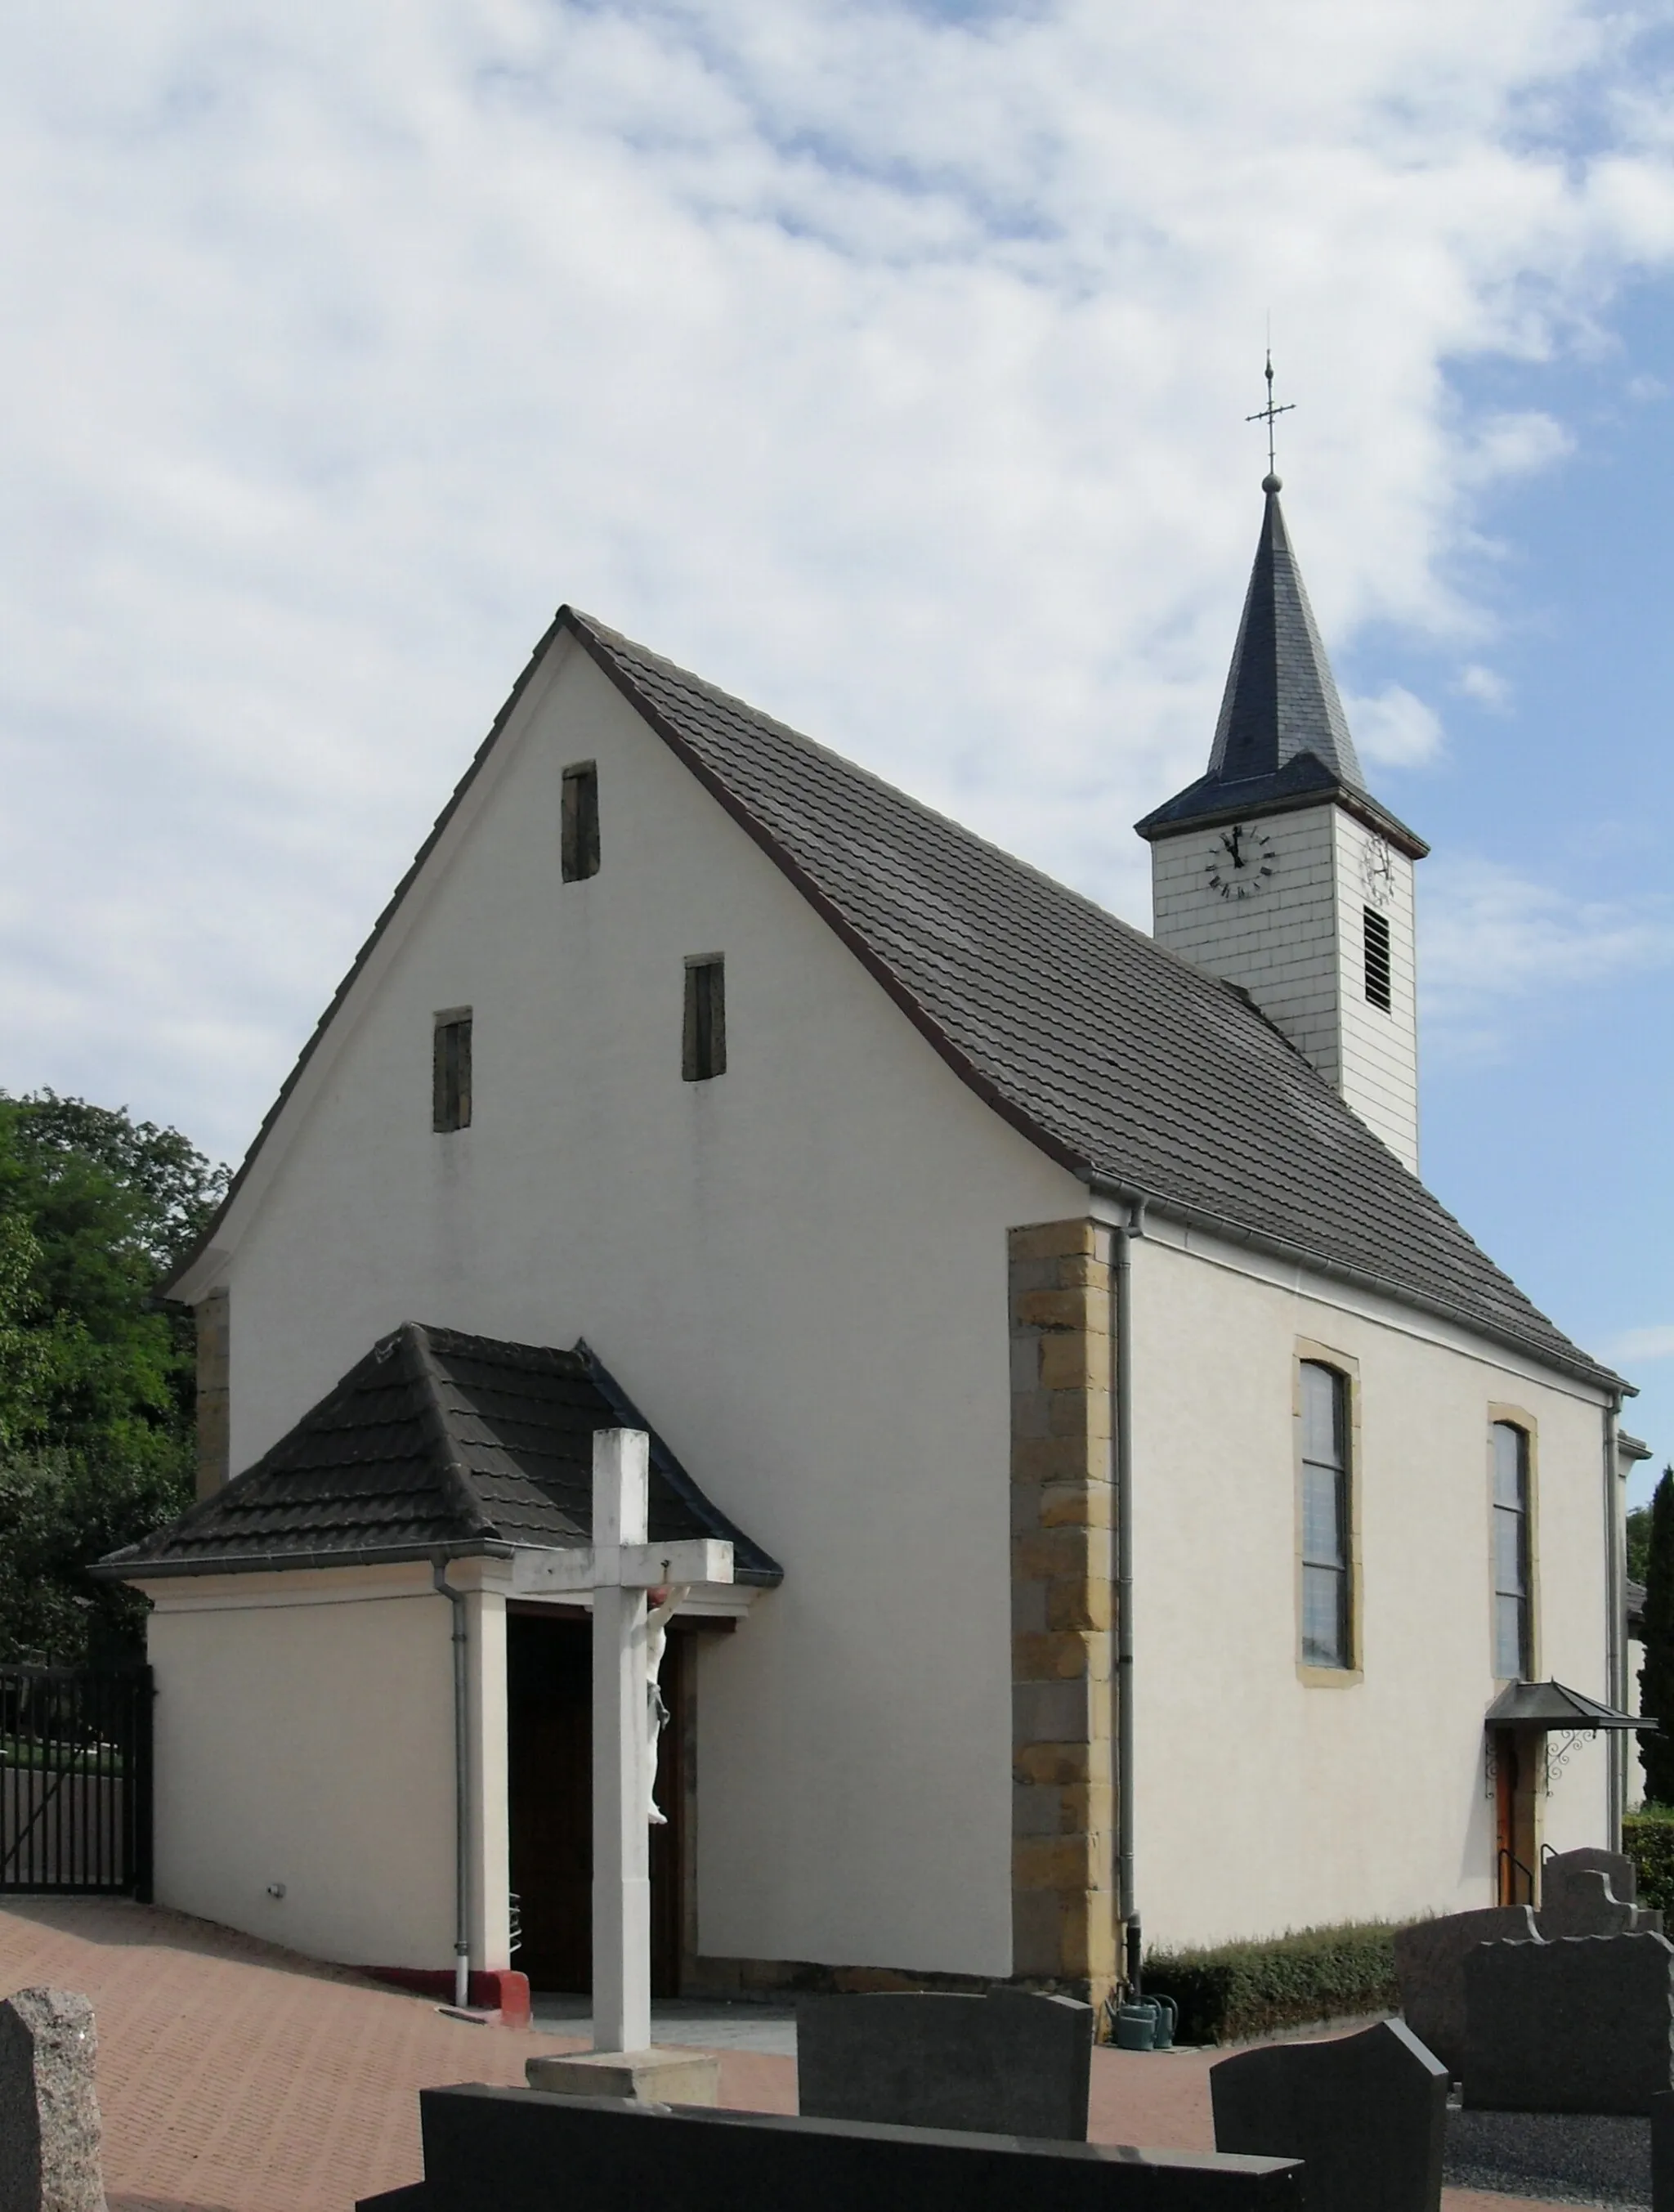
[1205,822,1275,900]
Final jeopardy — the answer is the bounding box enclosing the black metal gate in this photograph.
[0,1664,153,1897]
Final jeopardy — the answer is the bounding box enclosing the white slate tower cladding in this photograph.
[1136,476,1428,1171]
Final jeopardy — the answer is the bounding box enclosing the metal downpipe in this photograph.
[432,1556,472,2010]
[1111,1197,1146,1998]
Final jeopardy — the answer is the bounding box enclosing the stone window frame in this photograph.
[1487,1404,1541,1686]
[1293,1339,1364,1687]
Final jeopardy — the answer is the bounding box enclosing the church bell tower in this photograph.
[1135,469,1428,1171]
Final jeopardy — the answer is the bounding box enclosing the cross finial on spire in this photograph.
[1246,350,1294,491]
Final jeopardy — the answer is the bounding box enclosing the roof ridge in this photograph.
[567,616,1618,1395]
[401,1320,499,1542]
[566,610,1191,971]
[163,599,1618,1399]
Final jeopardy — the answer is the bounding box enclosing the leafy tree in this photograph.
[0,1091,227,1664]
[1639,1466,1674,1807]
[1629,1504,1653,1588]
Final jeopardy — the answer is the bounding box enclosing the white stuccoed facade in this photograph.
[164,632,1076,1980]
[132,511,1629,2001]
[1150,804,1419,1171]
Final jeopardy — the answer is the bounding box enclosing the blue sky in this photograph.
[1354,288,1674,1495]
[1,0,1671,1488]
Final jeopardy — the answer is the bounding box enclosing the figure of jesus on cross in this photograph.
[587,1428,732,2055]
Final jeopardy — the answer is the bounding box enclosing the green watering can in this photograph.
[1112,1995,1178,2052]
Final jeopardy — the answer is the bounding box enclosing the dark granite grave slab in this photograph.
[1539,1869,1640,1940]
[1546,1847,1637,1902]
[1394,1907,1540,2080]
[1539,1856,1663,1941]
[797,1986,1093,2139]
[356,2083,1301,2211]
[1463,1933,1674,2116]
[1210,2019,1446,2212]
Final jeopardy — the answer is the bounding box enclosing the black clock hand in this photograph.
[1222,828,1244,866]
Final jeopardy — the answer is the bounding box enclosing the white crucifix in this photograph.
[517,1427,733,2055]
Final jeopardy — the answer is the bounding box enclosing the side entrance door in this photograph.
[1493,1726,1537,1905]
[507,1610,684,1995]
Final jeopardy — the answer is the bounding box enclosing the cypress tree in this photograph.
[1638,1467,1674,1806]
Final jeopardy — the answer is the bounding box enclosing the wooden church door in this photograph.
[507,1609,685,1995]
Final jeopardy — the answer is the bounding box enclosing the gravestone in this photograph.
[356,2083,1303,2212]
[1463,1932,1674,2115]
[0,1987,106,2212]
[1210,2018,1448,2212]
[1538,1854,1662,1940]
[1393,1905,1539,2079]
[796,1988,1093,2140]
[1545,1846,1636,1901]
[1537,1867,1640,1939]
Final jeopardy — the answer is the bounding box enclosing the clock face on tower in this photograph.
[1205,822,1275,900]
[1360,835,1396,907]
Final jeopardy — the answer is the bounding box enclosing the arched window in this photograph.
[1492,1422,1532,1681]
[1300,1363,1351,1669]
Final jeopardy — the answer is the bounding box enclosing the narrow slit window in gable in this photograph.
[683,958,726,1082]
[433,1011,472,1131]
[562,763,600,882]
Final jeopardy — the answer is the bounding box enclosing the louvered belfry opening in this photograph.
[1363,908,1392,1011]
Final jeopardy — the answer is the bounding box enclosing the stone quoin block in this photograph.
[1009,1219,1118,2008]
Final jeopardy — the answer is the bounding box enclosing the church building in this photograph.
[101,474,1638,2015]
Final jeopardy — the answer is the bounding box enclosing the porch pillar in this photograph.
[460,1566,512,1972]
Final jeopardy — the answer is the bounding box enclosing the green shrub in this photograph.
[1143,1922,1399,2046]
[1625,1810,1674,1916]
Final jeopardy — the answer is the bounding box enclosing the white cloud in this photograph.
[1345,684,1446,765]
[1421,855,1674,1053]
[1612,1327,1674,1365]
[1453,410,1574,485]
[1456,663,1511,709]
[2,3,1674,1159]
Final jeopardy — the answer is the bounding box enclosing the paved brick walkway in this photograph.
[1,1899,1578,2211]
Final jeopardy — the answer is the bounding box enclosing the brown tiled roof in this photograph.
[96,1323,781,1583]
[169,607,1621,1395]
[566,613,1615,1391]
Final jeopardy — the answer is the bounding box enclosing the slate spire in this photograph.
[1207,475,1365,792]
[1135,474,1424,852]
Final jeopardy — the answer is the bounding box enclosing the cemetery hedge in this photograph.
[1624,1807,1674,1916]
[1142,1921,1399,2044]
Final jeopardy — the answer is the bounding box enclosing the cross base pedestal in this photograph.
[525,2049,721,2106]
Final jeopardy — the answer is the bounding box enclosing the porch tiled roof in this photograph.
[96,1323,781,1583]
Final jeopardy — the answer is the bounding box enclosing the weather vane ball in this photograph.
[1247,351,1294,489]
